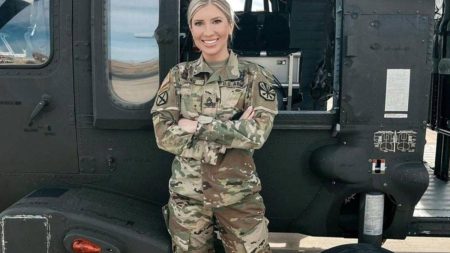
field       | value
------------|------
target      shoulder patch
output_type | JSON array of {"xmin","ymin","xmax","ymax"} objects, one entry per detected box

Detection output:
[
  {"xmin": 258, "ymin": 82, "xmax": 276, "ymax": 101},
  {"xmin": 156, "ymin": 91, "xmax": 169, "ymax": 106}
]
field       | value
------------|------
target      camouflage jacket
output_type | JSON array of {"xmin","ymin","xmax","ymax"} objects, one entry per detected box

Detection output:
[{"xmin": 151, "ymin": 51, "xmax": 278, "ymax": 207}]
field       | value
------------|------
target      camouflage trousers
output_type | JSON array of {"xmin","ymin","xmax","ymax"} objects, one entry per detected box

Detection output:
[{"xmin": 164, "ymin": 193, "xmax": 271, "ymax": 253}]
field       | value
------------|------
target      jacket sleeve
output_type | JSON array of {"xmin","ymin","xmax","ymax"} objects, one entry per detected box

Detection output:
[
  {"xmin": 194, "ymin": 65, "xmax": 278, "ymax": 150},
  {"xmin": 151, "ymin": 67, "xmax": 224, "ymax": 164},
  {"xmin": 151, "ymin": 68, "xmax": 194, "ymax": 156}
]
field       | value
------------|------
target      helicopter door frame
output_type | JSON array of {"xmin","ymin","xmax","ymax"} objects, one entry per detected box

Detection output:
[
  {"xmin": 429, "ymin": 0, "xmax": 450, "ymax": 181},
  {"xmin": 0, "ymin": 0, "xmax": 78, "ymax": 174},
  {"xmin": 91, "ymin": 0, "xmax": 179, "ymax": 129}
]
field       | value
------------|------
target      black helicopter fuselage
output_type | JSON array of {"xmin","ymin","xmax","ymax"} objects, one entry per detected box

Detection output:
[{"xmin": 0, "ymin": 0, "xmax": 449, "ymax": 252}]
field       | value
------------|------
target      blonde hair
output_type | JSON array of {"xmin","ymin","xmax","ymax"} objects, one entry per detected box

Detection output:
[{"xmin": 187, "ymin": 0, "xmax": 237, "ymax": 36}]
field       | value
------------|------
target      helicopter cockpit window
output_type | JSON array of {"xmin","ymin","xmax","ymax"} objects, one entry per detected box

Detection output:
[
  {"xmin": 235, "ymin": 0, "xmax": 335, "ymax": 112},
  {"xmin": 252, "ymin": 0, "xmax": 271, "ymax": 12},
  {"xmin": 0, "ymin": 0, "xmax": 50, "ymax": 66},
  {"xmin": 228, "ymin": 0, "xmax": 244, "ymax": 12},
  {"xmin": 107, "ymin": 0, "xmax": 160, "ymax": 105},
  {"xmin": 436, "ymin": 0, "xmax": 443, "ymax": 19},
  {"xmin": 228, "ymin": 0, "xmax": 272, "ymax": 12}
]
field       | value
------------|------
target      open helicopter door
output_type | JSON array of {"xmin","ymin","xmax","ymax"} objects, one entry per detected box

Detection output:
[
  {"xmin": 0, "ymin": 0, "xmax": 78, "ymax": 185},
  {"xmin": 91, "ymin": 0, "xmax": 179, "ymax": 129},
  {"xmin": 429, "ymin": 0, "xmax": 450, "ymax": 181},
  {"xmin": 408, "ymin": 0, "xmax": 450, "ymax": 238}
]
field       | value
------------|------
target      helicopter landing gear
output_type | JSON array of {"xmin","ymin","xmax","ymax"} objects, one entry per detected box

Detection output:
[
  {"xmin": 321, "ymin": 243, "xmax": 393, "ymax": 253},
  {"xmin": 358, "ymin": 192, "xmax": 385, "ymax": 246},
  {"xmin": 322, "ymin": 192, "xmax": 393, "ymax": 253}
]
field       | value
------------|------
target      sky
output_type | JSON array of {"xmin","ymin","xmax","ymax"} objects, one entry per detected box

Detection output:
[{"xmin": 109, "ymin": 0, "xmax": 159, "ymax": 62}]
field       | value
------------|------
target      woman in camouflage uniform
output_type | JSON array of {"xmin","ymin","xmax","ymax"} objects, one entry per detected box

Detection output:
[{"xmin": 152, "ymin": 0, "xmax": 278, "ymax": 252}]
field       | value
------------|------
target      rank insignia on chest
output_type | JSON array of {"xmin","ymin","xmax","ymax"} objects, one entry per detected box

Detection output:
[
  {"xmin": 258, "ymin": 82, "xmax": 276, "ymax": 101},
  {"xmin": 203, "ymin": 94, "xmax": 216, "ymax": 108},
  {"xmin": 156, "ymin": 91, "xmax": 168, "ymax": 106}
]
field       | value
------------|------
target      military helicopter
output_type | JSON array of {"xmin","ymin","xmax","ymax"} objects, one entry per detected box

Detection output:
[{"xmin": 0, "ymin": 0, "xmax": 448, "ymax": 252}]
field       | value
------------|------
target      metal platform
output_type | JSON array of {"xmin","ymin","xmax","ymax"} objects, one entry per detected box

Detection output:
[
  {"xmin": 407, "ymin": 130, "xmax": 450, "ymax": 237},
  {"xmin": 414, "ymin": 130, "xmax": 450, "ymax": 218},
  {"xmin": 413, "ymin": 168, "xmax": 450, "ymax": 218}
]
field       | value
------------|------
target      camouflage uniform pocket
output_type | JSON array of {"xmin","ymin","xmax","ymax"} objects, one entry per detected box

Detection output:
[
  {"xmin": 171, "ymin": 230, "xmax": 191, "ymax": 252},
  {"xmin": 167, "ymin": 202, "xmax": 192, "ymax": 252},
  {"xmin": 180, "ymin": 85, "xmax": 202, "ymax": 118},
  {"xmin": 220, "ymin": 87, "xmax": 245, "ymax": 109}
]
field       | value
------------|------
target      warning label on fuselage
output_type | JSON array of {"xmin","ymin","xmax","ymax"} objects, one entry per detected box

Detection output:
[
  {"xmin": 373, "ymin": 130, "xmax": 417, "ymax": 153},
  {"xmin": 385, "ymin": 69, "xmax": 410, "ymax": 113}
]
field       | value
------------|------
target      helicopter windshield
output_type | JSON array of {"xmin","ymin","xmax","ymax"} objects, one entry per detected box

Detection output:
[{"xmin": 0, "ymin": 0, "xmax": 50, "ymax": 65}]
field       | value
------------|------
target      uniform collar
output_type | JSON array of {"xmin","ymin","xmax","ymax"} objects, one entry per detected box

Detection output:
[{"xmin": 192, "ymin": 51, "xmax": 241, "ymax": 82}]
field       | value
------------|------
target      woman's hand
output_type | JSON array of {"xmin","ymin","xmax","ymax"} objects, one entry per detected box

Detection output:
[
  {"xmin": 240, "ymin": 106, "xmax": 255, "ymax": 120},
  {"xmin": 178, "ymin": 118, "xmax": 198, "ymax": 134}
]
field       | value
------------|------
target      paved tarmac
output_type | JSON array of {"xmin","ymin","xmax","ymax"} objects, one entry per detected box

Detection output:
[{"xmin": 269, "ymin": 233, "xmax": 450, "ymax": 253}]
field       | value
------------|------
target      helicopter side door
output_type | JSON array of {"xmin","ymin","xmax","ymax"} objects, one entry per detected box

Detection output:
[
  {"xmin": 0, "ymin": 0, "xmax": 77, "ymax": 185},
  {"xmin": 90, "ymin": 0, "xmax": 179, "ymax": 129}
]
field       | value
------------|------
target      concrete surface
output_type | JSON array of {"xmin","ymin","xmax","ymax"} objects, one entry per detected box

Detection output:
[{"xmin": 269, "ymin": 233, "xmax": 450, "ymax": 253}]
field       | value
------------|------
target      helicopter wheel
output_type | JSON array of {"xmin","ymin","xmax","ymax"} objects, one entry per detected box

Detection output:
[{"xmin": 321, "ymin": 243, "xmax": 393, "ymax": 253}]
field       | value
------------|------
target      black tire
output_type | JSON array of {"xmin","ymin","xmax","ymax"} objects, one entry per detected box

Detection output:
[{"xmin": 322, "ymin": 243, "xmax": 393, "ymax": 253}]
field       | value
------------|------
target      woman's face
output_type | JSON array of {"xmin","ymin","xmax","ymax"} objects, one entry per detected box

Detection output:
[{"xmin": 190, "ymin": 4, "xmax": 232, "ymax": 62}]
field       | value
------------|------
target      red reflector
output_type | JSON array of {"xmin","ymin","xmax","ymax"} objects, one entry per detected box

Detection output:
[{"xmin": 72, "ymin": 239, "xmax": 101, "ymax": 253}]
